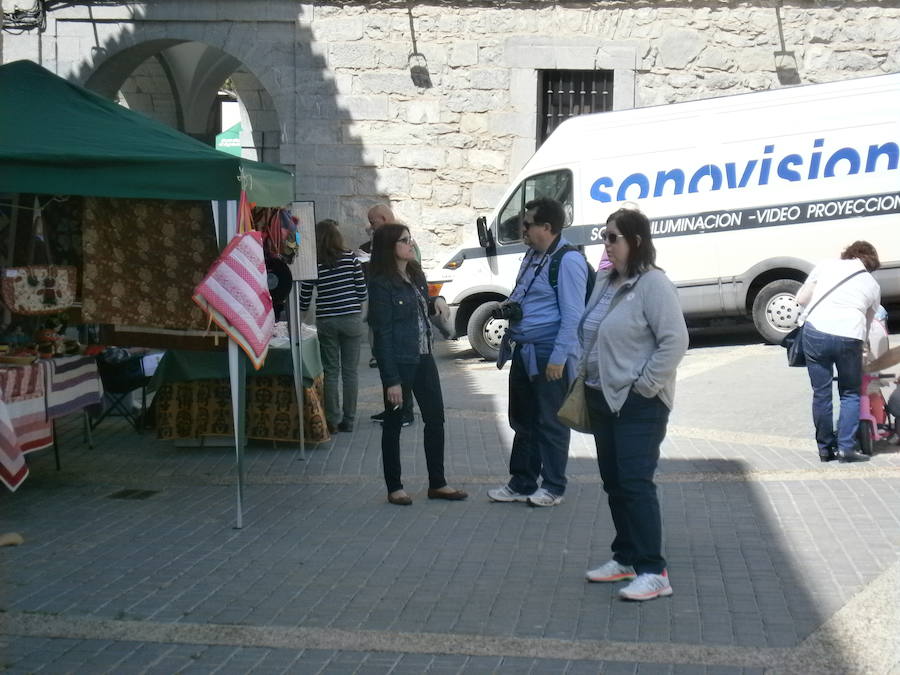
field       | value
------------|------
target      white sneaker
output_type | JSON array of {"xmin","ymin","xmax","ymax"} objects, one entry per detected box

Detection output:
[
  {"xmin": 585, "ymin": 560, "xmax": 637, "ymax": 583},
  {"xmin": 487, "ymin": 485, "xmax": 532, "ymax": 502},
  {"xmin": 526, "ymin": 487, "xmax": 564, "ymax": 507},
  {"xmin": 618, "ymin": 571, "xmax": 673, "ymax": 601}
]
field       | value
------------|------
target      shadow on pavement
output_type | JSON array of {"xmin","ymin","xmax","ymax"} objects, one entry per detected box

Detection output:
[{"xmin": 5, "ymin": 335, "xmax": 897, "ymax": 672}]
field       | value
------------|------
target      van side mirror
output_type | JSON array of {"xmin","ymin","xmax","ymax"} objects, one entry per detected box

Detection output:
[{"xmin": 476, "ymin": 216, "xmax": 495, "ymax": 249}]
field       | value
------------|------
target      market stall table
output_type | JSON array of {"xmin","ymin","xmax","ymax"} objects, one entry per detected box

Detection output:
[
  {"xmin": 0, "ymin": 355, "xmax": 103, "ymax": 491},
  {"xmin": 150, "ymin": 339, "xmax": 329, "ymax": 445}
]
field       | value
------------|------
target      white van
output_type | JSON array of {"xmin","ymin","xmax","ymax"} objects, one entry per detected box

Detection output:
[{"xmin": 429, "ymin": 73, "xmax": 900, "ymax": 360}]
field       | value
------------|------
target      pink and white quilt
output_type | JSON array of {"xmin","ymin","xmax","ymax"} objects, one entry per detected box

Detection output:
[
  {"xmin": 0, "ymin": 363, "xmax": 52, "ymax": 491},
  {"xmin": 192, "ymin": 229, "xmax": 274, "ymax": 370}
]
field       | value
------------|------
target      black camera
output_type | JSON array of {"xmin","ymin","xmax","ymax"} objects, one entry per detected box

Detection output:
[{"xmin": 491, "ymin": 301, "xmax": 523, "ymax": 321}]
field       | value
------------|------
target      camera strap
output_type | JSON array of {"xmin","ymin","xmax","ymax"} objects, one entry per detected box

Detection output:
[{"xmin": 512, "ymin": 235, "xmax": 562, "ymax": 302}]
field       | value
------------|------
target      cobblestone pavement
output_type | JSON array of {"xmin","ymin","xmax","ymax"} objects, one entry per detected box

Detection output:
[{"xmin": 2, "ymin": 333, "xmax": 899, "ymax": 674}]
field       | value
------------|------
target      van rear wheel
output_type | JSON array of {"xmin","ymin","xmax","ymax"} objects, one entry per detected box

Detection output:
[
  {"xmin": 467, "ymin": 301, "xmax": 505, "ymax": 361},
  {"xmin": 751, "ymin": 279, "xmax": 803, "ymax": 344}
]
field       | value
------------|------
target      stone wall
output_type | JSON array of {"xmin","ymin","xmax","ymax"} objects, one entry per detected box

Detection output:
[
  {"xmin": 301, "ymin": 1, "xmax": 899, "ymax": 265},
  {"xmin": 117, "ymin": 56, "xmax": 180, "ymax": 129},
  {"xmin": 2, "ymin": 1, "xmax": 898, "ymax": 267}
]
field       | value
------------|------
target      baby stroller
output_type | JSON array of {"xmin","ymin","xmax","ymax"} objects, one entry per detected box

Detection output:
[{"xmin": 859, "ymin": 306, "xmax": 899, "ymax": 455}]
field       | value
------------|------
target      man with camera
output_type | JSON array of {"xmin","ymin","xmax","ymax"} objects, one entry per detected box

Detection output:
[{"xmin": 488, "ymin": 198, "xmax": 589, "ymax": 507}]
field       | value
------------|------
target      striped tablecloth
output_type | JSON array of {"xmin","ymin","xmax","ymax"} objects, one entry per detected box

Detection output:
[
  {"xmin": 0, "ymin": 356, "xmax": 103, "ymax": 492},
  {"xmin": 44, "ymin": 355, "xmax": 104, "ymax": 419},
  {"xmin": 0, "ymin": 363, "xmax": 51, "ymax": 491}
]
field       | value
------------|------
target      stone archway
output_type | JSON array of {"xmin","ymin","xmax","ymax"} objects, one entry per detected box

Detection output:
[{"xmin": 79, "ymin": 41, "xmax": 281, "ymax": 164}]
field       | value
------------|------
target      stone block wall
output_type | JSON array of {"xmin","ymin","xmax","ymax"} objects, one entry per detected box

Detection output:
[
  {"xmin": 300, "ymin": 1, "xmax": 899, "ymax": 266},
  {"xmin": 117, "ymin": 56, "xmax": 180, "ymax": 129},
  {"xmin": 2, "ymin": 0, "xmax": 898, "ymax": 268}
]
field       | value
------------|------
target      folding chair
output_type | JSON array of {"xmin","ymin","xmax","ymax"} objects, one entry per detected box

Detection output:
[{"xmin": 91, "ymin": 354, "xmax": 152, "ymax": 432}]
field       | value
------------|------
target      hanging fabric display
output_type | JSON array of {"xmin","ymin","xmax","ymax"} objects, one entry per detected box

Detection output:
[
  {"xmin": 192, "ymin": 192, "xmax": 274, "ymax": 369},
  {"xmin": 81, "ymin": 197, "xmax": 219, "ymax": 330},
  {"xmin": 257, "ymin": 206, "xmax": 299, "ymax": 263}
]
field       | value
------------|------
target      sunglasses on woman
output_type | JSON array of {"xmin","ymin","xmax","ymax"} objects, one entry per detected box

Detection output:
[{"xmin": 601, "ymin": 231, "xmax": 622, "ymax": 244}]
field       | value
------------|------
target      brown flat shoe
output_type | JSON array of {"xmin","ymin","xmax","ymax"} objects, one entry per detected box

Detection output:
[
  {"xmin": 427, "ymin": 488, "xmax": 468, "ymax": 501},
  {"xmin": 387, "ymin": 491, "xmax": 412, "ymax": 506}
]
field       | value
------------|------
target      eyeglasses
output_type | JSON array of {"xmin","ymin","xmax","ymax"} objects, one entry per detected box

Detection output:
[
  {"xmin": 521, "ymin": 219, "xmax": 544, "ymax": 229},
  {"xmin": 601, "ymin": 231, "xmax": 622, "ymax": 244},
  {"xmin": 397, "ymin": 236, "xmax": 413, "ymax": 244}
]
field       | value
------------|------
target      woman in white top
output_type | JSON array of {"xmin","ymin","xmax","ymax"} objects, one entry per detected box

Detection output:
[{"xmin": 796, "ymin": 241, "xmax": 881, "ymax": 463}]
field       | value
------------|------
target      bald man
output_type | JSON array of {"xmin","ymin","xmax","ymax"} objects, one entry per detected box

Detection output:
[
  {"xmin": 368, "ymin": 204, "xmax": 394, "ymax": 229},
  {"xmin": 357, "ymin": 204, "xmax": 421, "ymax": 264}
]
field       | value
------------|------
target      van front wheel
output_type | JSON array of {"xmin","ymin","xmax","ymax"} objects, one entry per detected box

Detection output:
[
  {"xmin": 751, "ymin": 279, "xmax": 803, "ymax": 344},
  {"xmin": 467, "ymin": 301, "xmax": 506, "ymax": 361}
]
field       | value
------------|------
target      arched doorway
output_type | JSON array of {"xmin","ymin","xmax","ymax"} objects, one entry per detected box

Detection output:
[{"xmin": 81, "ymin": 41, "xmax": 281, "ymax": 164}]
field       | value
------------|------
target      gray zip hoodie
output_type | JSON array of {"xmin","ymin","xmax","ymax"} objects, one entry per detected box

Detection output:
[{"xmin": 579, "ymin": 267, "xmax": 688, "ymax": 413}]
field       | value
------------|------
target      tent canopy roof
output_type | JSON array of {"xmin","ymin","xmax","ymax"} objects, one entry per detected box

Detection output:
[{"xmin": 0, "ymin": 60, "xmax": 293, "ymax": 206}]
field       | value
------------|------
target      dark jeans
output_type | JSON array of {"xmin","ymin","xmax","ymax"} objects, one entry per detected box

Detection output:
[
  {"xmin": 587, "ymin": 386, "xmax": 669, "ymax": 575},
  {"xmin": 381, "ymin": 354, "xmax": 446, "ymax": 493},
  {"xmin": 802, "ymin": 323, "xmax": 863, "ymax": 456},
  {"xmin": 507, "ymin": 346, "xmax": 570, "ymax": 496}
]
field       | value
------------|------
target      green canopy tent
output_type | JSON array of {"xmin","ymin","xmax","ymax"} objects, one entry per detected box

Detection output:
[
  {"xmin": 0, "ymin": 60, "xmax": 292, "ymax": 206},
  {"xmin": 0, "ymin": 60, "xmax": 298, "ymax": 527}
]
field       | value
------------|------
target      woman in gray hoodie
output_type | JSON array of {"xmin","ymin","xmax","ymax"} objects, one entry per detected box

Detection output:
[{"xmin": 580, "ymin": 208, "xmax": 689, "ymax": 602}]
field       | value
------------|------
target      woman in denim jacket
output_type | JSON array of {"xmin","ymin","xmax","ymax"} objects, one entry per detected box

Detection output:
[
  {"xmin": 368, "ymin": 224, "xmax": 467, "ymax": 506},
  {"xmin": 580, "ymin": 208, "xmax": 688, "ymax": 602}
]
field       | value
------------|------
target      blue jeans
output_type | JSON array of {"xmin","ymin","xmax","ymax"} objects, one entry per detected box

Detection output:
[
  {"xmin": 587, "ymin": 386, "xmax": 669, "ymax": 575},
  {"xmin": 507, "ymin": 346, "xmax": 570, "ymax": 496},
  {"xmin": 381, "ymin": 355, "xmax": 446, "ymax": 493},
  {"xmin": 802, "ymin": 323, "xmax": 863, "ymax": 456}
]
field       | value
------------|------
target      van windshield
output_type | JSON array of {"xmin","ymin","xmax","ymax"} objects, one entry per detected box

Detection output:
[{"xmin": 496, "ymin": 169, "xmax": 573, "ymax": 244}]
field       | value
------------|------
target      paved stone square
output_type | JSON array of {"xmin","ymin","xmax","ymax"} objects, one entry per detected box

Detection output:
[{"xmin": 1, "ymin": 332, "xmax": 899, "ymax": 673}]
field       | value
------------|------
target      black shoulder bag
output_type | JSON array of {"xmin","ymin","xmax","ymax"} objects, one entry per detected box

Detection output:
[{"xmin": 782, "ymin": 269, "xmax": 865, "ymax": 367}]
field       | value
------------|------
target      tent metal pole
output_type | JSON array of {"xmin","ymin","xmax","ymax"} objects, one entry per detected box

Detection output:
[
  {"xmin": 289, "ymin": 282, "xmax": 306, "ymax": 461},
  {"xmin": 223, "ymin": 198, "xmax": 246, "ymax": 529},
  {"xmin": 2, "ymin": 195, "xmax": 19, "ymax": 327},
  {"xmin": 215, "ymin": 200, "xmax": 229, "ymax": 247},
  {"xmin": 228, "ymin": 341, "xmax": 246, "ymax": 529}
]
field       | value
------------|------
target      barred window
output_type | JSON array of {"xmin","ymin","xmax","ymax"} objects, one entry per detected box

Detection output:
[{"xmin": 538, "ymin": 70, "xmax": 613, "ymax": 146}]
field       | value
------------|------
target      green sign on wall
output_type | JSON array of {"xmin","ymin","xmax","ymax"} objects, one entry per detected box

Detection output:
[{"xmin": 215, "ymin": 123, "xmax": 242, "ymax": 157}]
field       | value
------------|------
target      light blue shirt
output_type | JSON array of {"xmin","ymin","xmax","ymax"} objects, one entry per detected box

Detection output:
[{"xmin": 503, "ymin": 236, "xmax": 588, "ymax": 378}]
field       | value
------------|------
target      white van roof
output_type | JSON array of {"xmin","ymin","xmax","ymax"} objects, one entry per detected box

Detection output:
[{"xmin": 533, "ymin": 72, "xmax": 900, "ymax": 168}]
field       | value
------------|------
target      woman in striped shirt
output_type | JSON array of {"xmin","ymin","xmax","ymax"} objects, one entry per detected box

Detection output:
[{"xmin": 299, "ymin": 220, "xmax": 368, "ymax": 433}]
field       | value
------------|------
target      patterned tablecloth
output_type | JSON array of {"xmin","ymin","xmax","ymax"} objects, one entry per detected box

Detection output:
[
  {"xmin": 154, "ymin": 375, "xmax": 329, "ymax": 445},
  {"xmin": 0, "ymin": 356, "xmax": 103, "ymax": 492},
  {"xmin": 151, "ymin": 342, "xmax": 329, "ymax": 445}
]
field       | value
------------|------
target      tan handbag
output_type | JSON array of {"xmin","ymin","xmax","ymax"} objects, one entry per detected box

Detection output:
[
  {"xmin": 2, "ymin": 265, "xmax": 77, "ymax": 315},
  {"xmin": 558, "ymin": 291, "xmax": 609, "ymax": 434},
  {"xmin": 557, "ymin": 371, "xmax": 591, "ymax": 433},
  {"xmin": 1, "ymin": 198, "xmax": 77, "ymax": 315}
]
